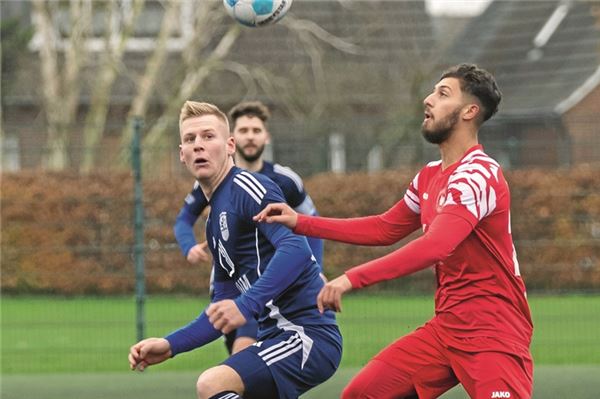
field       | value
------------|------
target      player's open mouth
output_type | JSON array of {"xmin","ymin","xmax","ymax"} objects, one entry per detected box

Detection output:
[
  {"xmin": 194, "ymin": 158, "xmax": 208, "ymax": 167},
  {"xmin": 423, "ymin": 111, "xmax": 432, "ymax": 123}
]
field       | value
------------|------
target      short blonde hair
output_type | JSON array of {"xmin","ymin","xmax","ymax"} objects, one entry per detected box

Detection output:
[{"xmin": 179, "ymin": 101, "xmax": 230, "ymax": 132}]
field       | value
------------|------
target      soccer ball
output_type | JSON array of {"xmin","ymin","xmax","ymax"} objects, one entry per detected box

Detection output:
[{"xmin": 223, "ymin": 0, "xmax": 293, "ymax": 27}]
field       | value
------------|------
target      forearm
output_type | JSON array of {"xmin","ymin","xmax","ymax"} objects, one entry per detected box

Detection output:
[
  {"xmin": 164, "ymin": 311, "xmax": 221, "ymax": 356},
  {"xmin": 294, "ymin": 200, "xmax": 421, "ymax": 246},
  {"xmin": 236, "ymin": 236, "xmax": 312, "ymax": 320},
  {"xmin": 174, "ymin": 209, "xmax": 199, "ymax": 257}
]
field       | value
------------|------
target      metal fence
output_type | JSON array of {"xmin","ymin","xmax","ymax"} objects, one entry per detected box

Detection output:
[{"xmin": 1, "ymin": 121, "xmax": 600, "ymax": 377}]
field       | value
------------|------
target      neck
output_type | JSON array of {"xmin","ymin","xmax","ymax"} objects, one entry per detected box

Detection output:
[
  {"xmin": 235, "ymin": 156, "xmax": 263, "ymax": 173},
  {"xmin": 199, "ymin": 158, "xmax": 235, "ymax": 199},
  {"xmin": 439, "ymin": 127, "xmax": 479, "ymax": 170}
]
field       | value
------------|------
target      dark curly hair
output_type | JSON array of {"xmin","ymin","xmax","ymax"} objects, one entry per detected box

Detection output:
[{"xmin": 440, "ymin": 63, "xmax": 502, "ymax": 124}]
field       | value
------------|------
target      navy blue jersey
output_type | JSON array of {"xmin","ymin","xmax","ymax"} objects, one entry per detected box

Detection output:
[
  {"xmin": 166, "ymin": 167, "xmax": 336, "ymax": 356},
  {"xmin": 259, "ymin": 162, "xmax": 316, "ymax": 215},
  {"xmin": 174, "ymin": 161, "xmax": 323, "ymax": 265}
]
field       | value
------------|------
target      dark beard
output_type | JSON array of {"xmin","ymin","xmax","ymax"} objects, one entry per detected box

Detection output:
[
  {"xmin": 236, "ymin": 144, "xmax": 265, "ymax": 163},
  {"xmin": 421, "ymin": 108, "xmax": 461, "ymax": 144}
]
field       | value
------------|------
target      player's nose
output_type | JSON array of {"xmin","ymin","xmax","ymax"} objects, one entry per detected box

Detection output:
[{"xmin": 423, "ymin": 93, "xmax": 434, "ymax": 108}]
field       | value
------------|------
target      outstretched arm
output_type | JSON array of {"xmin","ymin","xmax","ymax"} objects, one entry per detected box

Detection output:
[
  {"xmin": 317, "ymin": 212, "xmax": 474, "ymax": 312},
  {"xmin": 162, "ymin": 280, "xmax": 240, "ymax": 356},
  {"xmin": 255, "ymin": 199, "xmax": 421, "ymax": 246}
]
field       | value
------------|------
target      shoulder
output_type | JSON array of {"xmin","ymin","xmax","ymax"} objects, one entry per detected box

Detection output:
[
  {"xmin": 184, "ymin": 180, "xmax": 203, "ymax": 205},
  {"xmin": 231, "ymin": 169, "xmax": 281, "ymax": 206},
  {"xmin": 445, "ymin": 150, "xmax": 506, "ymax": 219},
  {"xmin": 451, "ymin": 149, "xmax": 503, "ymax": 187},
  {"xmin": 411, "ymin": 160, "xmax": 442, "ymax": 191},
  {"xmin": 270, "ymin": 163, "xmax": 305, "ymax": 193}
]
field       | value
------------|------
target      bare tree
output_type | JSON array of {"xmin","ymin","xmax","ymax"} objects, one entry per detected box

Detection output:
[
  {"xmin": 32, "ymin": 0, "xmax": 91, "ymax": 170},
  {"xmin": 80, "ymin": 0, "xmax": 144, "ymax": 173},
  {"xmin": 117, "ymin": 0, "xmax": 180, "ymax": 157},
  {"xmin": 29, "ymin": 0, "xmax": 359, "ymax": 173}
]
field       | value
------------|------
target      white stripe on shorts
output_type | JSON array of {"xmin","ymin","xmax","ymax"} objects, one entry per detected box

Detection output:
[{"xmin": 258, "ymin": 333, "xmax": 302, "ymax": 366}]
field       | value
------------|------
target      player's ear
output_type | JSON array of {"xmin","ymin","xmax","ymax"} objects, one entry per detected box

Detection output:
[
  {"xmin": 226, "ymin": 136, "xmax": 236, "ymax": 156},
  {"xmin": 462, "ymin": 103, "xmax": 480, "ymax": 122},
  {"xmin": 179, "ymin": 144, "xmax": 185, "ymax": 164}
]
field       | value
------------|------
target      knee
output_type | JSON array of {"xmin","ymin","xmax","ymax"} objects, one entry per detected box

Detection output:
[
  {"xmin": 195, "ymin": 366, "xmax": 243, "ymax": 399},
  {"xmin": 196, "ymin": 370, "xmax": 217, "ymax": 399}
]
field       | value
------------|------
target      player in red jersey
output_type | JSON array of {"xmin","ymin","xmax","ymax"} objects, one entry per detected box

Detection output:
[{"xmin": 255, "ymin": 64, "xmax": 534, "ymax": 399}]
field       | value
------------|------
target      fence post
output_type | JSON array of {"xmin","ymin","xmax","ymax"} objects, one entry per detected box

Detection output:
[
  {"xmin": 131, "ymin": 116, "xmax": 146, "ymax": 341},
  {"xmin": 329, "ymin": 133, "xmax": 346, "ymax": 173}
]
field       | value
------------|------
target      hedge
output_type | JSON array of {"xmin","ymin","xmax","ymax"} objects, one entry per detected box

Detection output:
[{"xmin": 1, "ymin": 166, "xmax": 598, "ymax": 295}]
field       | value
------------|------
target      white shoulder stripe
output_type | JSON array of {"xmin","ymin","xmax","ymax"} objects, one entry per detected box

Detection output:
[
  {"xmin": 446, "ymin": 163, "xmax": 498, "ymax": 220},
  {"xmin": 273, "ymin": 163, "xmax": 304, "ymax": 192},
  {"xmin": 235, "ymin": 174, "xmax": 265, "ymax": 199},
  {"xmin": 234, "ymin": 177, "xmax": 262, "ymax": 204},
  {"xmin": 240, "ymin": 171, "xmax": 267, "ymax": 194}
]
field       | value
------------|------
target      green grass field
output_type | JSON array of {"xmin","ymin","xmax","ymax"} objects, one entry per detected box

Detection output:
[{"xmin": 2, "ymin": 293, "xmax": 600, "ymax": 398}]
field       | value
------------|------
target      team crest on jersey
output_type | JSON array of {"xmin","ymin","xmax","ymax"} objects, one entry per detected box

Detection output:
[
  {"xmin": 219, "ymin": 211, "xmax": 229, "ymax": 241},
  {"xmin": 436, "ymin": 188, "xmax": 447, "ymax": 213}
]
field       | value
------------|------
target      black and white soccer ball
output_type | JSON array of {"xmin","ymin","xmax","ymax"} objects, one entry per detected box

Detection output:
[{"xmin": 223, "ymin": 0, "xmax": 293, "ymax": 27}]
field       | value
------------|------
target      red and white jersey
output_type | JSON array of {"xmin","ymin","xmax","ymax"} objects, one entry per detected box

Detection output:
[{"xmin": 404, "ymin": 145, "xmax": 532, "ymax": 353}]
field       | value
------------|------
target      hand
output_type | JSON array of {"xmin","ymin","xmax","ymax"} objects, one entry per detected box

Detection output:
[
  {"xmin": 317, "ymin": 274, "xmax": 353, "ymax": 313},
  {"xmin": 206, "ymin": 299, "xmax": 247, "ymax": 334},
  {"xmin": 128, "ymin": 338, "xmax": 172, "ymax": 372},
  {"xmin": 253, "ymin": 203, "xmax": 298, "ymax": 229},
  {"xmin": 187, "ymin": 241, "xmax": 211, "ymax": 264}
]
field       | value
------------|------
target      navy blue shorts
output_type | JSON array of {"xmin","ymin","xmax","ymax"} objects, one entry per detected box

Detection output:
[{"xmin": 222, "ymin": 324, "xmax": 342, "ymax": 399}]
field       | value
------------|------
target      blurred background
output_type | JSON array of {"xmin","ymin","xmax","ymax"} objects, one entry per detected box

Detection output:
[{"xmin": 1, "ymin": 1, "xmax": 599, "ymax": 398}]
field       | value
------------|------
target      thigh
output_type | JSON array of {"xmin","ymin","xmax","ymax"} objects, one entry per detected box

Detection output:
[
  {"xmin": 224, "ymin": 325, "xmax": 342, "ymax": 399},
  {"xmin": 450, "ymin": 349, "xmax": 534, "ymax": 399},
  {"xmin": 343, "ymin": 325, "xmax": 458, "ymax": 399}
]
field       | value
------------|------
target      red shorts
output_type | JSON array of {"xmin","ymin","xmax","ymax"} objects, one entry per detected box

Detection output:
[{"xmin": 342, "ymin": 323, "xmax": 533, "ymax": 399}]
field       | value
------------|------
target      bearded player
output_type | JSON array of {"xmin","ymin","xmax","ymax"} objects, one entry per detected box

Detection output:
[{"xmin": 256, "ymin": 64, "xmax": 534, "ymax": 399}]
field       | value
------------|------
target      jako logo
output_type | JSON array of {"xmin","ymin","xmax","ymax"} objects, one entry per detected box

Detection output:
[{"xmin": 491, "ymin": 392, "xmax": 511, "ymax": 398}]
